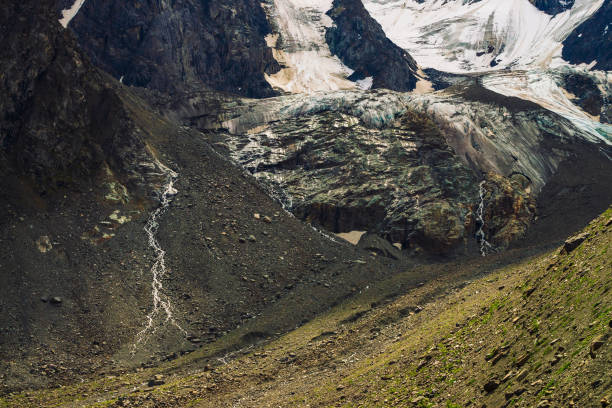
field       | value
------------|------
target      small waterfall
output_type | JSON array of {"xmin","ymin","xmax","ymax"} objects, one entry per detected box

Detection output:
[
  {"xmin": 475, "ymin": 180, "xmax": 495, "ymax": 257},
  {"xmin": 132, "ymin": 162, "xmax": 186, "ymax": 352}
]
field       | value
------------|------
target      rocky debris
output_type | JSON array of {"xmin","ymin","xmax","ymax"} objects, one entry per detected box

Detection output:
[
  {"xmin": 325, "ymin": 0, "xmax": 419, "ymax": 92},
  {"xmin": 357, "ymin": 233, "xmax": 400, "ymax": 260},
  {"xmin": 66, "ymin": 0, "xmax": 279, "ymax": 97},
  {"xmin": 35, "ymin": 236, "xmax": 53, "ymax": 253},
  {"xmin": 589, "ymin": 336, "xmax": 605, "ymax": 358},
  {"xmin": 562, "ymin": 232, "xmax": 590, "ymax": 254},
  {"xmin": 147, "ymin": 374, "xmax": 165, "ymax": 387},
  {"xmin": 50, "ymin": 297, "xmax": 63, "ymax": 305}
]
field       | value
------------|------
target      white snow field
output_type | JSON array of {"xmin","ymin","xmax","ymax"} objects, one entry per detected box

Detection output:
[{"xmin": 361, "ymin": 0, "xmax": 605, "ymax": 72}]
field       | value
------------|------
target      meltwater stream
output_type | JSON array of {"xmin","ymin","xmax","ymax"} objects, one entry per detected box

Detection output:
[
  {"xmin": 476, "ymin": 181, "xmax": 495, "ymax": 257},
  {"xmin": 132, "ymin": 162, "xmax": 186, "ymax": 353}
]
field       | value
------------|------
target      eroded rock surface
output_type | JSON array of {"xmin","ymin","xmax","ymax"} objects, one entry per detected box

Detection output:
[
  {"xmin": 216, "ymin": 86, "xmax": 589, "ymax": 255},
  {"xmin": 65, "ymin": 0, "xmax": 280, "ymax": 98}
]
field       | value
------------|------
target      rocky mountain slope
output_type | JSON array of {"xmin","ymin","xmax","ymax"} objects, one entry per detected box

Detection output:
[
  {"xmin": 0, "ymin": 0, "xmax": 415, "ymax": 393},
  {"xmin": 1, "ymin": 0, "xmax": 611, "ymax": 404},
  {"xmin": 562, "ymin": 0, "xmax": 612, "ymax": 71},
  {"xmin": 64, "ymin": 0, "xmax": 280, "ymax": 97},
  {"xmin": 325, "ymin": 0, "xmax": 420, "ymax": 91},
  {"xmin": 3, "ymin": 208, "xmax": 609, "ymax": 407}
]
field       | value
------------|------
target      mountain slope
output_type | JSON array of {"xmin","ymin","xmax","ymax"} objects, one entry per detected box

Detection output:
[
  {"xmin": 5, "ymin": 209, "xmax": 609, "ymax": 407},
  {"xmin": 0, "ymin": 0, "xmax": 418, "ymax": 393},
  {"xmin": 362, "ymin": 0, "xmax": 605, "ymax": 72},
  {"xmin": 562, "ymin": 0, "xmax": 612, "ymax": 70},
  {"xmin": 65, "ymin": 0, "xmax": 280, "ymax": 98},
  {"xmin": 325, "ymin": 0, "xmax": 420, "ymax": 91}
]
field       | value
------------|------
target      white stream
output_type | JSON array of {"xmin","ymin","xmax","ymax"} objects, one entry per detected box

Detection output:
[
  {"xmin": 475, "ymin": 181, "xmax": 495, "ymax": 257},
  {"xmin": 132, "ymin": 162, "xmax": 186, "ymax": 352}
]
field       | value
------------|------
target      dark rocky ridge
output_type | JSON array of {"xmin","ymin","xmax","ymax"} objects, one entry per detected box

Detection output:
[
  {"xmin": 0, "ymin": 0, "xmax": 162, "ymax": 197},
  {"xmin": 562, "ymin": 0, "xmax": 611, "ymax": 70},
  {"xmin": 530, "ymin": 0, "xmax": 575, "ymax": 15},
  {"xmin": 66, "ymin": 0, "xmax": 280, "ymax": 98},
  {"xmin": 561, "ymin": 72, "xmax": 608, "ymax": 122},
  {"xmin": 325, "ymin": 0, "xmax": 419, "ymax": 92}
]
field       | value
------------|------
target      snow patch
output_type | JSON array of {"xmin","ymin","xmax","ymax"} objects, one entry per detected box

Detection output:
[
  {"xmin": 262, "ymin": 0, "xmax": 358, "ymax": 93},
  {"xmin": 355, "ymin": 77, "xmax": 374, "ymax": 90},
  {"xmin": 59, "ymin": 0, "xmax": 87, "ymax": 28}
]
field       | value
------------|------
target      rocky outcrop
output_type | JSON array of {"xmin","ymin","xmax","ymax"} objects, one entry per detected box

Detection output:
[
  {"xmin": 1, "ymin": 0, "xmax": 158, "ymax": 195},
  {"xmin": 478, "ymin": 173, "xmax": 536, "ymax": 249},
  {"xmin": 215, "ymin": 88, "xmax": 574, "ymax": 256},
  {"xmin": 325, "ymin": 0, "xmax": 419, "ymax": 92},
  {"xmin": 560, "ymin": 71, "xmax": 608, "ymax": 122},
  {"xmin": 66, "ymin": 0, "xmax": 280, "ymax": 98},
  {"xmin": 530, "ymin": 0, "xmax": 575, "ymax": 15},
  {"xmin": 562, "ymin": 0, "xmax": 611, "ymax": 71},
  {"xmin": 214, "ymin": 83, "xmax": 612, "ymax": 256}
]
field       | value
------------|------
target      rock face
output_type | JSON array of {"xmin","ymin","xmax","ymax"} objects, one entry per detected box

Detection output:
[
  {"xmin": 561, "ymin": 72, "xmax": 606, "ymax": 120},
  {"xmin": 66, "ymin": 0, "xmax": 280, "ymax": 98},
  {"xmin": 216, "ymin": 85, "xmax": 589, "ymax": 255},
  {"xmin": 1, "ymin": 0, "xmax": 157, "ymax": 195},
  {"xmin": 325, "ymin": 0, "xmax": 419, "ymax": 92},
  {"xmin": 215, "ymin": 80, "xmax": 612, "ymax": 256},
  {"xmin": 530, "ymin": 0, "xmax": 575, "ymax": 15},
  {"xmin": 562, "ymin": 0, "xmax": 611, "ymax": 71}
]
